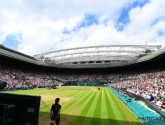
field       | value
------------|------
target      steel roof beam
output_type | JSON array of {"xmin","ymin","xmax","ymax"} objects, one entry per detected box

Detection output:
[{"xmin": 34, "ymin": 45, "xmax": 161, "ymax": 56}]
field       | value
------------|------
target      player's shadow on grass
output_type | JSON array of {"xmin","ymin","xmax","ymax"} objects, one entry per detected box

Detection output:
[{"xmin": 39, "ymin": 111, "xmax": 143, "ymax": 125}]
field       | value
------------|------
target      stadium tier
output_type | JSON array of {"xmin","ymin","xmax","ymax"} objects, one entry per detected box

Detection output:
[
  {"xmin": 0, "ymin": 44, "xmax": 165, "ymax": 125},
  {"xmin": 0, "ymin": 44, "xmax": 163, "ymax": 68}
]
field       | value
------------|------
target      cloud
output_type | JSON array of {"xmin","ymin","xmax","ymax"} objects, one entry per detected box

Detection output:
[
  {"xmin": 124, "ymin": 0, "xmax": 165, "ymax": 45},
  {"xmin": 0, "ymin": 0, "xmax": 165, "ymax": 55}
]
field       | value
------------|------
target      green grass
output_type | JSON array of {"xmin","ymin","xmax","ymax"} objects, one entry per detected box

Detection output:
[{"xmin": 8, "ymin": 87, "xmax": 143, "ymax": 125}]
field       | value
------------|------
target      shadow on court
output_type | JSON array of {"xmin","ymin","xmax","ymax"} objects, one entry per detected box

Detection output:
[{"xmin": 39, "ymin": 111, "xmax": 143, "ymax": 125}]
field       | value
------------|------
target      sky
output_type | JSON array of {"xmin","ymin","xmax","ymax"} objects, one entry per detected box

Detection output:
[{"xmin": 0, "ymin": 0, "xmax": 165, "ymax": 55}]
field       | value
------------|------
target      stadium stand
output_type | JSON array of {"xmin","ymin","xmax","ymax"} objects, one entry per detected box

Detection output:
[
  {"xmin": 110, "ymin": 68, "xmax": 165, "ymax": 116},
  {"xmin": 1, "ymin": 45, "xmax": 165, "ymax": 125},
  {"xmin": 109, "ymin": 86, "xmax": 165, "ymax": 125}
]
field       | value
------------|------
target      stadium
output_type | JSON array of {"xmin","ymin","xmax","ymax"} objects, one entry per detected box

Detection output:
[{"xmin": 0, "ymin": 44, "xmax": 165, "ymax": 125}]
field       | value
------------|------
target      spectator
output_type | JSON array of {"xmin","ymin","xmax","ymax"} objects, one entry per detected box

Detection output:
[{"xmin": 147, "ymin": 94, "xmax": 154, "ymax": 101}]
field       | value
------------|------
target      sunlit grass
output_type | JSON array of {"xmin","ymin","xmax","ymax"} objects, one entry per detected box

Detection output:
[{"xmin": 8, "ymin": 86, "xmax": 142, "ymax": 125}]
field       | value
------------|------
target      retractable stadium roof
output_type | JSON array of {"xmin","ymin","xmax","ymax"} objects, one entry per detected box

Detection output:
[{"xmin": 34, "ymin": 45, "xmax": 161, "ymax": 68}]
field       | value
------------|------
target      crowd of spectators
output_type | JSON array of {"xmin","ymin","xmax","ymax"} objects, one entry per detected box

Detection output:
[
  {"xmin": 1, "ymin": 59, "xmax": 165, "ymax": 114},
  {"xmin": 0, "ymin": 65, "xmax": 63, "ymax": 90},
  {"xmin": 0, "ymin": 63, "xmax": 135, "ymax": 90},
  {"xmin": 110, "ymin": 68, "xmax": 165, "ymax": 114}
]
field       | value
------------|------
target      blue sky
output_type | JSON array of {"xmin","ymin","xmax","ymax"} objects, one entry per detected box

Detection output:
[
  {"xmin": 3, "ymin": 35, "xmax": 19, "ymax": 50},
  {"xmin": 0, "ymin": 0, "xmax": 165, "ymax": 55},
  {"xmin": 80, "ymin": 14, "xmax": 98, "ymax": 28},
  {"xmin": 116, "ymin": 0, "xmax": 150, "ymax": 31}
]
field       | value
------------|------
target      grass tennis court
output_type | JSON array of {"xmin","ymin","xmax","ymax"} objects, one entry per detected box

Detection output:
[{"xmin": 8, "ymin": 86, "xmax": 143, "ymax": 125}]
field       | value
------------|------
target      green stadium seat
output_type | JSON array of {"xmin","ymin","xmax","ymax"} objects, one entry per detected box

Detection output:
[{"xmin": 108, "ymin": 86, "xmax": 164, "ymax": 125}]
